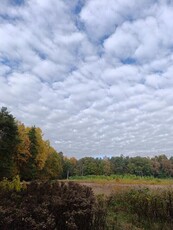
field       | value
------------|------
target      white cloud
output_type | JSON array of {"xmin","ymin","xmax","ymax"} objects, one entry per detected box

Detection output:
[
  {"xmin": 0, "ymin": 0, "xmax": 173, "ymax": 158},
  {"xmin": 80, "ymin": 0, "xmax": 156, "ymax": 41},
  {"xmin": 104, "ymin": 26, "xmax": 139, "ymax": 60}
]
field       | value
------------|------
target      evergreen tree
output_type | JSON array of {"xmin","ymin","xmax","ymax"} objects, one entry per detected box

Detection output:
[{"xmin": 0, "ymin": 107, "xmax": 19, "ymax": 179}]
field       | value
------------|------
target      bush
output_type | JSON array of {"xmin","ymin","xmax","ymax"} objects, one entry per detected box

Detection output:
[
  {"xmin": 0, "ymin": 181, "xmax": 106, "ymax": 230},
  {"xmin": 0, "ymin": 175, "xmax": 21, "ymax": 191}
]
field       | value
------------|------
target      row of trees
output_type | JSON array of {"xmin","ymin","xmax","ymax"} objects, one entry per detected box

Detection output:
[
  {"xmin": 1, "ymin": 107, "xmax": 173, "ymax": 180},
  {"xmin": 74, "ymin": 154, "xmax": 173, "ymax": 178}
]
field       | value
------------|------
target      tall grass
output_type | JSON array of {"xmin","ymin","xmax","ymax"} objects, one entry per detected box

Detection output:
[{"xmin": 106, "ymin": 188, "xmax": 173, "ymax": 229}]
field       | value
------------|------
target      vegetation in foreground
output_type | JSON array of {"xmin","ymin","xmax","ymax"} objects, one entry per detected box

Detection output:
[
  {"xmin": 1, "ymin": 178, "xmax": 173, "ymax": 229},
  {"xmin": 0, "ymin": 180, "xmax": 102, "ymax": 230},
  {"xmin": 106, "ymin": 187, "xmax": 173, "ymax": 230}
]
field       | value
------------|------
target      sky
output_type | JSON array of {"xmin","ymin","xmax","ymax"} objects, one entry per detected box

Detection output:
[{"xmin": 1, "ymin": 0, "xmax": 173, "ymax": 159}]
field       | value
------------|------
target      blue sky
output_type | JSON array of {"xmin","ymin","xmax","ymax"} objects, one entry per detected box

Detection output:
[{"xmin": 1, "ymin": 0, "xmax": 173, "ymax": 158}]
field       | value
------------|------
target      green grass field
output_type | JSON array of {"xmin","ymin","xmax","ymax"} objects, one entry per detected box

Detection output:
[{"xmin": 69, "ymin": 174, "xmax": 173, "ymax": 185}]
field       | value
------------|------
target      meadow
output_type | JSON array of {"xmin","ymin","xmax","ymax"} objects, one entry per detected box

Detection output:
[
  {"xmin": 68, "ymin": 175, "xmax": 173, "ymax": 195},
  {"xmin": 69, "ymin": 175, "xmax": 173, "ymax": 229},
  {"xmin": 1, "ymin": 176, "xmax": 173, "ymax": 229},
  {"xmin": 69, "ymin": 174, "xmax": 173, "ymax": 184}
]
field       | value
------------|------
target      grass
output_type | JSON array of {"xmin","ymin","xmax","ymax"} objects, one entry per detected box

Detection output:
[
  {"xmin": 68, "ymin": 174, "xmax": 173, "ymax": 185},
  {"xmin": 105, "ymin": 188, "xmax": 173, "ymax": 229}
]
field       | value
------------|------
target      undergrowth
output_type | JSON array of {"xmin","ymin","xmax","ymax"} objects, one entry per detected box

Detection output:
[{"xmin": 1, "ymin": 178, "xmax": 173, "ymax": 229}]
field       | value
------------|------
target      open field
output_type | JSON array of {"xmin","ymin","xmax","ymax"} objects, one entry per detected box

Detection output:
[
  {"xmin": 66, "ymin": 176, "xmax": 173, "ymax": 228},
  {"xmin": 77, "ymin": 182, "xmax": 173, "ymax": 195},
  {"xmin": 68, "ymin": 175, "xmax": 173, "ymax": 195}
]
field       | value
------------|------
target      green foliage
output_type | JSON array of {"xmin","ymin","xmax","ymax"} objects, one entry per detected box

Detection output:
[
  {"xmin": 77, "ymin": 157, "xmax": 101, "ymax": 176},
  {"xmin": 41, "ymin": 152, "xmax": 63, "ymax": 179},
  {"xmin": 75, "ymin": 155, "xmax": 173, "ymax": 179},
  {"xmin": 62, "ymin": 157, "xmax": 76, "ymax": 179},
  {"xmin": 0, "ymin": 107, "xmax": 19, "ymax": 179},
  {"xmin": 0, "ymin": 175, "xmax": 21, "ymax": 192}
]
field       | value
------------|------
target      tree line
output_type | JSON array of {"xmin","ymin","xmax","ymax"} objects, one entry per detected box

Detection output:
[
  {"xmin": 1, "ymin": 107, "xmax": 173, "ymax": 181},
  {"xmin": 0, "ymin": 107, "xmax": 63, "ymax": 180},
  {"xmin": 74, "ymin": 154, "xmax": 173, "ymax": 178}
]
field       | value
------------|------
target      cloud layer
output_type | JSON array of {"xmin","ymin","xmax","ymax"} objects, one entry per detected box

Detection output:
[{"xmin": 1, "ymin": 0, "xmax": 173, "ymax": 158}]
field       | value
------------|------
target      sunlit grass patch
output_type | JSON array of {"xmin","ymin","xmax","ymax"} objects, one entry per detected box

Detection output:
[{"xmin": 69, "ymin": 174, "xmax": 173, "ymax": 185}]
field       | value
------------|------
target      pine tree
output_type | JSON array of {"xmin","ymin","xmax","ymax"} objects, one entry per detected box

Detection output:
[{"xmin": 0, "ymin": 107, "xmax": 19, "ymax": 179}]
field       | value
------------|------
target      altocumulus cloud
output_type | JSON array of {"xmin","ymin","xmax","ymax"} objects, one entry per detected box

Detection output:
[{"xmin": 0, "ymin": 0, "xmax": 173, "ymax": 158}]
